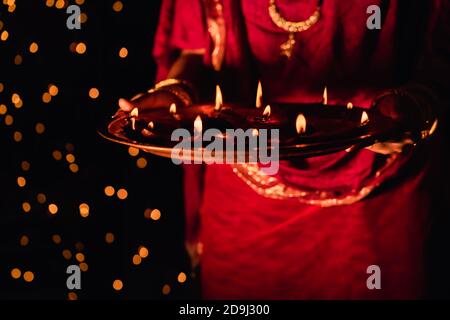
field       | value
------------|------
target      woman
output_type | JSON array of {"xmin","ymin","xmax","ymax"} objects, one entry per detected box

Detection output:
[{"xmin": 119, "ymin": 0, "xmax": 449, "ymax": 299}]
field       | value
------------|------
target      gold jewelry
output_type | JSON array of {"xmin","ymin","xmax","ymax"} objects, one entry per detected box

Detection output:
[
  {"xmin": 148, "ymin": 78, "xmax": 196, "ymax": 106},
  {"xmin": 268, "ymin": 0, "xmax": 322, "ymax": 59}
]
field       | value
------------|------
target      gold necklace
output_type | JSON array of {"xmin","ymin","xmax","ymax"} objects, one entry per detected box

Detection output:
[{"xmin": 268, "ymin": 0, "xmax": 322, "ymax": 58}]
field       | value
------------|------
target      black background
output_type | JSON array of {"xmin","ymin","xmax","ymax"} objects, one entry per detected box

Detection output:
[{"xmin": 0, "ymin": 0, "xmax": 198, "ymax": 299}]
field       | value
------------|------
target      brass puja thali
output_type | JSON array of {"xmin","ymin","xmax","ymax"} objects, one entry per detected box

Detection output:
[{"xmin": 98, "ymin": 86, "xmax": 411, "ymax": 162}]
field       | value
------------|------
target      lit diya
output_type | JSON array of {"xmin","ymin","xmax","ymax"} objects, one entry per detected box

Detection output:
[{"xmin": 99, "ymin": 83, "xmax": 408, "ymax": 160}]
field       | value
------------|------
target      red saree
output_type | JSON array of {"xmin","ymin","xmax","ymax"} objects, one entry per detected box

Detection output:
[{"xmin": 153, "ymin": 0, "xmax": 450, "ymax": 299}]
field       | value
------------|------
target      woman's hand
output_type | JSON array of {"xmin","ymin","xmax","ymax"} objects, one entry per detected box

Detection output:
[{"xmin": 366, "ymin": 91, "xmax": 424, "ymax": 155}]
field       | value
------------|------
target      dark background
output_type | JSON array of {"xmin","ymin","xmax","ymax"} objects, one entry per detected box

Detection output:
[{"xmin": 0, "ymin": 0, "xmax": 198, "ymax": 299}]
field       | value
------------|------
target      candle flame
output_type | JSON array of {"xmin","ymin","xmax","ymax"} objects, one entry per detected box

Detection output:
[
  {"xmin": 361, "ymin": 111, "xmax": 369, "ymax": 125},
  {"xmin": 194, "ymin": 115, "xmax": 203, "ymax": 133},
  {"xmin": 130, "ymin": 108, "xmax": 138, "ymax": 130},
  {"xmin": 347, "ymin": 102, "xmax": 353, "ymax": 110},
  {"xmin": 323, "ymin": 86, "xmax": 328, "ymax": 105},
  {"xmin": 296, "ymin": 113, "xmax": 307, "ymax": 134},
  {"xmin": 252, "ymin": 129, "xmax": 259, "ymax": 137},
  {"xmin": 130, "ymin": 107, "xmax": 139, "ymax": 117},
  {"xmin": 429, "ymin": 119, "xmax": 438, "ymax": 136},
  {"xmin": 263, "ymin": 105, "xmax": 271, "ymax": 117},
  {"xmin": 148, "ymin": 121, "xmax": 154, "ymax": 129},
  {"xmin": 256, "ymin": 81, "xmax": 263, "ymax": 108},
  {"xmin": 215, "ymin": 85, "xmax": 223, "ymax": 111},
  {"xmin": 169, "ymin": 103, "xmax": 177, "ymax": 114}
]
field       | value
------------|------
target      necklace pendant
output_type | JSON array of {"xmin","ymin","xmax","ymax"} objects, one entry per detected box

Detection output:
[{"xmin": 280, "ymin": 33, "xmax": 296, "ymax": 59}]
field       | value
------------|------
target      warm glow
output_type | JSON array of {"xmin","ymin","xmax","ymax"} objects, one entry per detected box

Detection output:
[
  {"xmin": 48, "ymin": 204, "xmax": 58, "ymax": 215},
  {"xmin": 69, "ymin": 163, "xmax": 79, "ymax": 173},
  {"xmin": 323, "ymin": 86, "xmax": 328, "ymax": 105},
  {"xmin": 80, "ymin": 262, "xmax": 89, "ymax": 271},
  {"xmin": 215, "ymin": 85, "xmax": 223, "ymax": 111},
  {"xmin": 162, "ymin": 284, "xmax": 171, "ymax": 295},
  {"xmin": 150, "ymin": 209, "xmax": 161, "ymax": 221},
  {"xmin": 79, "ymin": 203, "xmax": 90, "ymax": 218},
  {"xmin": 68, "ymin": 292, "xmax": 78, "ymax": 300},
  {"xmin": 66, "ymin": 154, "xmax": 75, "ymax": 163},
  {"xmin": 347, "ymin": 102, "xmax": 353, "ymax": 109},
  {"xmin": 113, "ymin": 279, "xmax": 123, "ymax": 291},
  {"xmin": 75, "ymin": 42, "xmax": 87, "ymax": 54},
  {"xmin": 1, "ymin": 30, "xmax": 9, "ymax": 41},
  {"xmin": 169, "ymin": 103, "xmax": 177, "ymax": 114},
  {"xmin": 104, "ymin": 186, "xmax": 115, "ymax": 197},
  {"xmin": 13, "ymin": 131, "xmax": 22, "ymax": 142},
  {"xmin": 132, "ymin": 254, "xmax": 142, "ymax": 265},
  {"xmin": 5, "ymin": 115, "xmax": 14, "ymax": 126},
  {"xmin": 128, "ymin": 146, "xmax": 139, "ymax": 157},
  {"xmin": 112, "ymin": 1, "xmax": 123, "ymax": 12},
  {"xmin": 117, "ymin": 188, "xmax": 128, "ymax": 200},
  {"xmin": 89, "ymin": 88, "xmax": 99, "ymax": 99},
  {"xmin": 263, "ymin": 105, "xmax": 271, "ymax": 117},
  {"xmin": 49, "ymin": 84, "xmax": 59, "ymax": 96},
  {"xmin": 22, "ymin": 202, "xmax": 31, "ymax": 213},
  {"xmin": 105, "ymin": 232, "xmax": 115, "ymax": 244},
  {"xmin": 429, "ymin": 119, "xmax": 438, "ymax": 136},
  {"xmin": 0, "ymin": 104, "xmax": 6, "ymax": 114},
  {"xmin": 75, "ymin": 253, "xmax": 85, "ymax": 263},
  {"xmin": 20, "ymin": 161, "xmax": 30, "ymax": 171},
  {"xmin": 17, "ymin": 176, "xmax": 26, "ymax": 187},
  {"xmin": 130, "ymin": 107, "xmax": 139, "ymax": 117},
  {"xmin": 20, "ymin": 235, "xmax": 29, "ymax": 246},
  {"xmin": 14, "ymin": 54, "xmax": 22, "ymax": 65},
  {"xmin": 138, "ymin": 246, "xmax": 149, "ymax": 258},
  {"xmin": 29, "ymin": 42, "xmax": 39, "ymax": 53},
  {"xmin": 256, "ymin": 81, "xmax": 263, "ymax": 108},
  {"xmin": 23, "ymin": 271, "xmax": 34, "ymax": 282},
  {"xmin": 37, "ymin": 193, "xmax": 47, "ymax": 204},
  {"xmin": 148, "ymin": 121, "xmax": 154, "ymax": 129},
  {"xmin": 252, "ymin": 129, "xmax": 259, "ymax": 137},
  {"xmin": 62, "ymin": 249, "xmax": 72, "ymax": 260},
  {"xmin": 361, "ymin": 111, "xmax": 369, "ymax": 125},
  {"xmin": 296, "ymin": 113, "xmax": 307, "ymax": 134},
  {"xmin": 119, "ymin": 47, "xmax": 128, "ymax": 58},
  {"xmin": 52, "ymin": 234, "xmax": 62, "ymax": 244},
  {"xmin": 52, "ymin": 150, "xmax": 63, "ymax": 160},
  {"xmin": 35, "ymin": 123, "xmax": 45, "ymax": 134},
  {"xmin": 194, "ymin": 115, "xmax": 203, "ymax": 133},
  {"xmin": 136, "ymin": 157, "xmax": 147, "ymax": 169},
  {"xmin": 177, "ymin": 272, "xmax": 187, "ymax": 283},
  {"xmin": 42, "ymin": 92, "xmax": 52, "ymax": 103},
  {"xmin": 11, "ymin": 268, "xmax": 21, "ymax": 279}
]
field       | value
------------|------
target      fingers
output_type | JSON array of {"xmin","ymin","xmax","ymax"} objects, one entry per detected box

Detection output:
[
  {"xmin": 118, "ymin": 98, "xmax": 135, "ymax": 112},
  {"xmin": 365, "ymin": 138, "xmax": 415, "ymax": 155}
]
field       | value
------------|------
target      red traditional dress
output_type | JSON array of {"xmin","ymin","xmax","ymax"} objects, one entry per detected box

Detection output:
[{"xmin": 153, "ymin": 0, "xmax": 450, "ymax": 299}]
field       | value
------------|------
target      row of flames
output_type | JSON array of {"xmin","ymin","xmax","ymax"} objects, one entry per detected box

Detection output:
[{"xmin": 130, "ymin": 82, "xmax": 369, "ymax": 135}]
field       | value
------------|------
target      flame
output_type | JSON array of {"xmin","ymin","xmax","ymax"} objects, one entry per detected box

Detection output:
[
  {"xmin": 169, "ymin": 103, "xmax": 177, "ymax": 114},
  {"xmin": 263, "ymin": 105, "xmax": 271, "ymax": 117},
  {"xmin": 130, "ymin": 107, "xmax": 138, "ymax": 130},
  {"xmin": 194, "ymin": 115, "xmax": 203, "ymax": 133},
  {"xmin": 323, "ymin": 86, "xmax": 328, "ymax": 105},
  {"xmin": 429, "ymin": 119, "xmax": 438, "ymax": 136},
  {"xmin": 296, "ymin": 113, "xmax": 307, "ymax": 134},
  {"xmin": 347, "ymin": 102, "xmax": 353, "ymax": 110},
  {"xmin": 256, "ymin": 81, "xmax": 263, "ymax": 108},
  {"xmin": 148, "ymin": 121, "xmax": 154, "ymax": 129},
  {"xmin": 361, "ymin": 111, "xmax": 369, "ymax": 125},
  {"xmin": 130, "ymin": 107, "xmax": 139, "ymax": 117},
  {"xmin": 252, "ymin": 129, "xmax": 259, "ymax": 137},
  {"xmin": 215, "ymin": 85, "xmax": 223, "ymax": 111}
]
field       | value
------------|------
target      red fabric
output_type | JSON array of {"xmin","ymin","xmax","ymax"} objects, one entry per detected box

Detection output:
[{"xmin": 153, "ymin": 0, "xmax": 449, "ymax": 299}]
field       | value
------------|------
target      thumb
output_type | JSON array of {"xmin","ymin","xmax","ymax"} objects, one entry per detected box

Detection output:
[{"xmin": 118, "ymin": 98, "xmax": 135, "ymax": 112}]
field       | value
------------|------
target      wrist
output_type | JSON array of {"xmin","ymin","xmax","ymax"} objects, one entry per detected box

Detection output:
[{"xmin": 149, "ymin": 78, "xmax": 197, "ymax": 106}]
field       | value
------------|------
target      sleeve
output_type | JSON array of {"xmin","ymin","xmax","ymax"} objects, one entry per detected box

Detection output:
[{"xmin": 152, "ymin": 0, "xmax": 208, "ymax": 81}]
